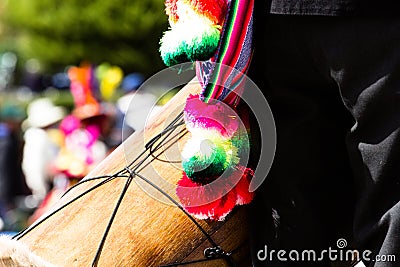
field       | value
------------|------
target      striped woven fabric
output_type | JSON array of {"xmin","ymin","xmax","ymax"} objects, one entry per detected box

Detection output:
[{"xmin": 196, "ymin": 0, "xmax": 254, "ymax": 107}]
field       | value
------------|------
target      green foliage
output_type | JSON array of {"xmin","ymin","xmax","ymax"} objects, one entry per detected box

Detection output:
[{"xmin": 3, "ymin": 0, "xmax": 168, "ymax": 74}]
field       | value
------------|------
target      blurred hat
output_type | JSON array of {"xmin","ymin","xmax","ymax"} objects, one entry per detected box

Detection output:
[{"xmin": 23, "ymin": 98, "xmax": 66, "ymax": 129}]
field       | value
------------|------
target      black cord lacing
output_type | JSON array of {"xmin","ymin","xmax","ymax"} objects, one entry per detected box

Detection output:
[{"xmin": 13, "ymin": 112, "xmax": 239, "ymax": 267}]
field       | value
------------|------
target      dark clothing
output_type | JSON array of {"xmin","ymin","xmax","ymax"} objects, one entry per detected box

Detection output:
[
  {"xmin": 249, "ymin": 12, "xmax": 400, "ymax": 267},
  {"xmin": 0, "ymin": 124, "xmax": 28, "ymax": 206},
  {"xmin": 269, "ymin": 0, "xmax": 398, "ymax": 16},
  {"xmin": 270, "ymin": 0, "xmax": 357, "ymax": 16}
]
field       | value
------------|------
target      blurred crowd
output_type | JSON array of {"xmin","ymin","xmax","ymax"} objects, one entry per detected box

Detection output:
[{"xmin": 0, "ymin": 55, "xmax": 172, "ymax": 234}]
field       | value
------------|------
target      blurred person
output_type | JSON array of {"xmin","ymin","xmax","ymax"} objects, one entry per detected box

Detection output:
[
  {"xmin": 54, "ymin": 63, "xmax": 110, "ymax": 179},
  {"xmin": 0, "ymin": 104, "xmax": 29, "ymax": 230},
  {"xmin": 21, "ymin": 98, "xmax": 66, "ymax": 203},
  {"xmin": 30, "ymin": 112, "xmax": 109, "ymax": 224},
  {"xmin": 29, "ymin": 65, "xmax": 112, "ymax": 223}
]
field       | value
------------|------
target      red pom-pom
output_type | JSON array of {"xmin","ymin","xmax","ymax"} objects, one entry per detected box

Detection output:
[
  {"xmin": 166, "ymin": 0, "xmax": 179, "ymax": 23},
  {"xmin": 166, "ymin": 0, "xmax": 228, "ymax": 26},
  {"xmin": 176, "ymin": 165, "xmax": 255, "ymax": 221},
  {"xmin": 176, "ymin": 172, "xmax": 236, "ymax": 220},
  {"xmin": 233, "ymin": 166, "xmax": 254, "ymax": 205},
  {"xmin": 187, "ymin": 0, "xmax": 228, "ymax": 25}
]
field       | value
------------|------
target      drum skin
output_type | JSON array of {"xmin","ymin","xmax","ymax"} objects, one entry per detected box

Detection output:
[{"xmin": 19, "ymin": 79, "xmax": 251, "ymax": 267}]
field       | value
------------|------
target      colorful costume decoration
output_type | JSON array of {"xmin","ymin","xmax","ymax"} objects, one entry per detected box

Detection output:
[
  {"xmin": 55, "ymin": 63, "xmax": 117, "ymax": 178},
  {"xmin": 68, "ymin": 62, "xmax": 123, "ymax": 119},
  {"xmin": 160, "ymin": 0, "xmax": 228, "ymax": 66},
  {"xmin": 160, "ymin": 0, "xmax": 255, "ymax": 220},
  {"xmin": 55, "ymin": 115, "xmax": 106, "ymax": 178},
  {"xmin": 68, "ymin": 63, "xmax": 101, "ymax": 119},
  {"xmin": 30, "ymin": 63, "xmax": 115, "ymax": 223}
]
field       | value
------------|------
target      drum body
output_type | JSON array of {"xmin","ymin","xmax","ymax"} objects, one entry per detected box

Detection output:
[{"xmin": 19, "ymin": 80, "xmax": 251, "ymax": 267}]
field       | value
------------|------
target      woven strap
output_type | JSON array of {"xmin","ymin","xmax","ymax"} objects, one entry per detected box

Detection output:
[{"xmin": 197, "ymin": 0, "xmax": 254, "ymax": 107}]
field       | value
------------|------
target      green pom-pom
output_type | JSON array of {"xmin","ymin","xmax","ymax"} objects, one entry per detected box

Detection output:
[
  {"xmin": 184, "ymin": 25, "xmax": 220, "ymax": 61},
  {"xmin": 160, "ymin": 30, "xmax": 189, "ymax": 66},
  {"xmin": 182, "ymin": 135, "xmax": 239, "ymax": 184},
  {"xmin": 231, "ymin": 128, "xmax": 251, "ymax": 162},
  {"xmin": 159, "ymin": 23, "xmax": 220, "ymax": 66}
]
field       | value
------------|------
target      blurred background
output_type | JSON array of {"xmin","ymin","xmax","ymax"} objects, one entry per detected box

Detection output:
[{"xmin": 0, "ymin": 0, "xmax": 182, "ymax": 235}]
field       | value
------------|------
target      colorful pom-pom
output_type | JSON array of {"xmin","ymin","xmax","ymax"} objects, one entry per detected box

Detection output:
[
  {"xmin": 181, "ymin": 131, "xmax": 239, "ymax": 183},
  {"xmin": 176, "ymin": 166, "xmax": 254, "ymax": 221},
  {"xmin": 165, "ymin": 0, "xmax": 179, "ymax": 23},
  {"xmin": 163, "ymin": 0, "xmax": 256, "ymax": 221},
  {"xmin": 233, "ymin": 166, "xmax": 254, "ymax": 205},
  {"xmin": 160, "ymin": 0, "xmax": 226, "ymax": 66},
  {"xmin": 184, "ymin": 24, "xmax": 221, "ymax": 61},
  {"xmin": 160, "ymin": 22, "xmax": 220, "ymax": 66},
  {"xmin": 184, "ymin": 94, "xmax": 239, "ymax": 137},
  {"xmin": 167, "ymin": 0, "xmax": 227, "ymax": 26},
  {"xmin": 184, "ymin": 0, "xmax": 228, "ymax": 25},
  {"xmin": 176, "ymin": 94, "xmax": 254, "ymax": 221},
  {"xmin": 160, "ymin": 29, "xmax": 190, "ymax": 67}
]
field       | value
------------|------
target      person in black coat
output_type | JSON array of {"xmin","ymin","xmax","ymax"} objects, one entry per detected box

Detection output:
[{"xmin": 249, "ymin": 1, "xmax": 400, "ymax": 266}]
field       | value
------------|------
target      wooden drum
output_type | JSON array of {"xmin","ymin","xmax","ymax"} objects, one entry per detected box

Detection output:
[{"xmin": 16, "ymin": 79, "xmax": 251, "ymax": 267}]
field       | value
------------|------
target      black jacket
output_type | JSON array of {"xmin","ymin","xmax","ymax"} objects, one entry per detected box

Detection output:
[{"xmin": 268, "ymin": 0, "xmax": 398, "ymax": 16}]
